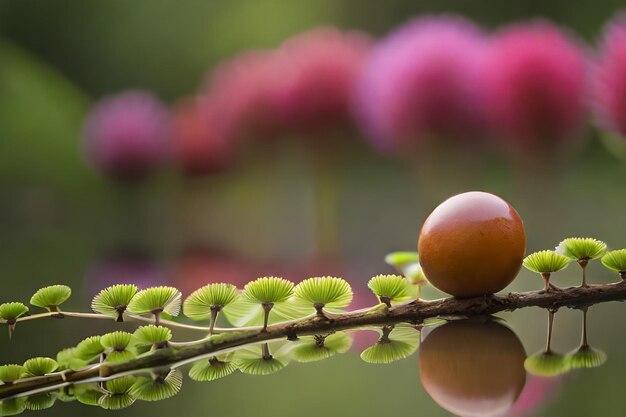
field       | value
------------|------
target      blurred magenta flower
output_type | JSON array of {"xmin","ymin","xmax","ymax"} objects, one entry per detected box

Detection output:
[
  {"xmin": 508, "ymin": 375, "xmax": 562, "ymax": 416},
  {"xmin": 594, "ymin": 13, "xmax": 626, "ymax": 137},
  {"xmin": 82, "ymin": 91, "xmax": 172, "ymax": 180},
  {"xmin": 356, "ymin": 16, "xmax": 488, "ymax": 152},
  {"xmin": 172, "ymin": 97, "xmax": 235, "ymax": 176},
  {"xmin": 483, "ymin": 21, "xmax": 588, "ymax": 149},
  {"xmin": 275, "ymin": 27, "xmax": 371, "ymax": 135},
  {"xmin": 205, "ymin": 51, "xmax": 288, "ymax": 142}
]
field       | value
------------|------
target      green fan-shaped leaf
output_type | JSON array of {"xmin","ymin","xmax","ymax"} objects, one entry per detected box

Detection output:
[
  {"xmin": 367, "ymin": 275, "xmax": 413, "ymax": 303},
  {"xmin": 91, "ymin": 284, "xmax": 138, "ymax": 321},
  {"xmin": 601, "ymin": 249, "xmax": 626, "ymax": 273},
  {"xmin": 188, "ymin": 357, "xmax": 238, "ymax": 382},
  {"xmin": 0, "ymin": 398, "xmax": 27, "ymax": 416},
  {"xmin": 75, "ymin": 336, "xmax": 105, "ymax": 362},
  {"xmin": 223, "ymin": 293, "xmax": 307, "ymax": 327},
  {"xmin": 233, "ymin": 345, "xmax": 289, "ymax": 375},
  {"xmin": 385, "ymin": 252, "xmax": 428, "ymax": 285},
  {"xmin": 0, "ymin": 302, "xmax": 29, "ymax": 321},
  {"xmin": 23, "ymin": 357, "xmax": 58, "ymax": 376},
  {"xmin": 130, "ymin": 369, "xmax": 182, "ymax": 401},
  {"xmin": 289, "ymin": 332, "xmax": 352, "ymax": 363},
  {"xmin": 56, "ymin": 348, "xmax": 86, "ymax": 371},
  {"xmin": 523, "ymin": 250, "xmax": 571, "ymax": 273},
  {"xmin": 524, "ymin": 351, "xmax": 571, "ymax": 376},
  {"xmin": 242, "ymin": 277, "xmax": 294, "ymax": 304},
  {"xmin": 360, "ymin": 326, "xmax": 421, "ymax": 364},
  {"xmin": 29, "ymin": 285, "xmax": 72, "ymax": 312},
  {"xmin": 101, "ymin": 331, "xmax": 133, "ymax": 351},
  {"xmin": 293, "ymin": 277, "xmax": 353, "ymax": 309},
  {"xmin": 25, "ymin": 393, "xmax": 56, "ymax": 411},
  {"xmin": 127, "ymin": 286, "xmax": 181, "ymax": 316},
  {"xmin": 105, "ymin": 350, "xmax": 136, "ymax": 363},
  {"xmin": 132, "ymin": 325, "xmax": 172, "ymax": 348},
  {"xmin": 567, "ymin": 346, "xmax": 607, "ymax": 369},
  {"xmin": 183, "ymin": 283, "xmax": 239, "ymax": 320},
  {"xmin": 385, "ymin": 251, "xmax": 420, "ymax": 267},
  {"xmin": 0, "ymin": 365, "xmax": 26, "ymax": 383},
  {"xmin": 74, "ymin": 384, "xmax": 104, "ymax": 406},
  {"xmin": 556, "ymin": 238, "xmax": 607, "ymax": 261}
]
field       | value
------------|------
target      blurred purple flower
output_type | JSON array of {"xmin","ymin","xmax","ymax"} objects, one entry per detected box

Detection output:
[
  {"xmin": 82, "ymin": 91, "xmax": 172, "ymax": 180},
  {"xmin": 172, "ymin": 97, "xmax": 235, "ymax": 176},
  {"xmin": 594, "ymin": 13, "xmax": 626, "ymax": 137},
  {"xmin": 356, "ymin": 16, "xmax": 488, "ymax": 152},
  {"xmin": 275, "ymin": 27, "xmax": 372, "ymax": 135},
  {"xmin": 84, "ymin": 250, "xmax": 171, "ymax": 298},
  {"xmin": 483, "ymin": 21, "xmax": 589, "ymax": 149}
]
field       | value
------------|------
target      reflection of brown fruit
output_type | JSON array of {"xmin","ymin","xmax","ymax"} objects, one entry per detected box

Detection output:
[
  {"xmin": 418, "ymin": 192, "xmax": 526, "ymax": 297},
  {"xmin": 419, "ymin": 320, "xmax": 527, "ymax": 417}
]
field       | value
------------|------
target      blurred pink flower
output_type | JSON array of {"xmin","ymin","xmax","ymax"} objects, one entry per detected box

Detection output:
[
  {"xmin": 506, "ymin": 375, "xmax": 562, "ymax": 416},
  {"xmin": 483, "ymin": 21, "xmax": 589, "ymax": 149},
  {"xmin": 594, "ymin": 13, "xmax": 626, "ymax": 137},
  {"xmin": 356, "ymin": 16, "xmax": 488, "ymax": 152},
  {"xmin": 205, "ymin": 51, "xmax": 288, "ymax": 142},
  {"xmin": 172, "ymin": 97, "xmax": 235, "ymax": 176},
  {"xmin": 275, "ymin": 27, "xmax": 371, "ymax": 135},
  {"xmin": 82, "ymin": 91, "xmax": 172, "ymax": 180}
]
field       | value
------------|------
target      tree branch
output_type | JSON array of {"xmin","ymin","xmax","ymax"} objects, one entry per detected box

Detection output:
[{"xmin": 2, "ymin": 281, "xmax": 626, "ymax": 400}]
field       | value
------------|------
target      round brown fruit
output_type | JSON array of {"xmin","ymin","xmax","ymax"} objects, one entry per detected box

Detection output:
[
  {"xmin": 419, "ymin": 320, "xmax": 527, "ymax": 417},
  {"xmin": 418, "ymin": 191, "xmax": 526, "ymax": 297}
]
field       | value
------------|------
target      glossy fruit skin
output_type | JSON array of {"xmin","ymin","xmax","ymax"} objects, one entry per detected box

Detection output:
[
  {"xmin": 419, "ymin": 320, "xmax": 527, "ymax": 417},
  {"xmin": 418, "ymin": 191, "xmax": 526, "ymax": 297}
]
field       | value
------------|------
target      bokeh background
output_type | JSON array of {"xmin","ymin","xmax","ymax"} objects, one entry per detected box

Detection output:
[{"xmin": 1, "ymin": 1, "xmax": 626, "ymax": 416}]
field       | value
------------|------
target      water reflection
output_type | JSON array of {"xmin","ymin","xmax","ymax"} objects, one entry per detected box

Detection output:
[
  {"xmin": 419, "ymin": 319, "xmax": 527, "ymax": 417},
  {"xmin": 0, "ymin": 307, "xmax": 610, "ymax": 417}
]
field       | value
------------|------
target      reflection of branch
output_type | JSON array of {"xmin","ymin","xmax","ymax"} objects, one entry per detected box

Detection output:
[{"xmin": 3, "ymin": 281, "xmax": 626, "ymax": 400}]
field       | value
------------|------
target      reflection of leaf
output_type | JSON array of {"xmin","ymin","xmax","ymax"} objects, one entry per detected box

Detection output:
[
  {"xmin": 0, "ymin": 398, "xmax": 27, "ymax": 416},
  {"xmin": 233, "ymin": 344, "xmax": 289, "ymax": 375},
  {"xmin": 360, "ymin": 326, "xmax": 420, "ymax": 364},
  {"xmin": 74, "ymin": 384, "xmax": 104, "ymax": 406},
  {"xmin": 25, "ymin": 393, "xmax": 56, "ymax": 411},
  {"xmin": 189, "ymin": 357, "xmax": 238, "ymax": 382},
  {"xmin": 288, "ymin": 332, "xmax": 352, "ymax": 363},
  {"xmin": 130, "ymin": 369, "xmax": 183, "ymax": 401},
  {"xmin": 567, "ymin": 346, "xmax": 607, "ymax": 369},
  {"xmin": 524, "ymin": 351, "xmax": 570, "ymax": 377},
  {"xmin": 100, "ymin": 376, "xmax": 137, "ymax": 410}
]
